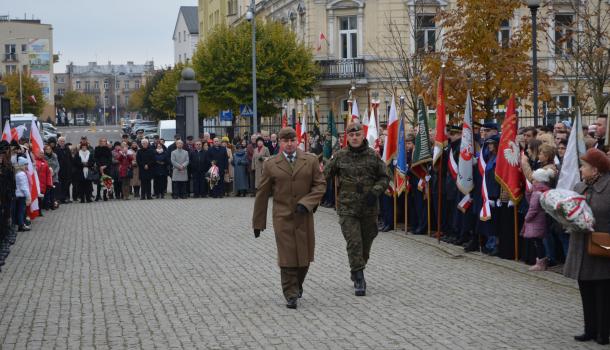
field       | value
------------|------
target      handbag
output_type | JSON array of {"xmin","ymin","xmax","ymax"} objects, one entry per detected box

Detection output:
[
  {"xmin": 86, "ymin": 168, "xmax": 100, "ymax": 182},
  {"xmin": 588, "ymin": 232, "xmax": 610, "ymax": 258}
]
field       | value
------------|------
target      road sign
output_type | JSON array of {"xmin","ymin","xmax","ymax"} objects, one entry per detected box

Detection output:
[
  {"xmin": 240, "ymin": 104, "xmax": 253, "ymax": 117},
  {"xmin": 220, "ymin": 110, "xmax": 233, "ymax": 121}
]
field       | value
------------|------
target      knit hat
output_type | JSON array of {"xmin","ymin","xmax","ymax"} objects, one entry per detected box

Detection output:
[
  {"xmin": 580, "ymin": 148, "xmax": 610, "ymax": 173},
  {"xmin": 222, "ymin": 136, "xmax": 230, "ymax": 142},
  {"xmin": 532, "ymin": 168, "xmax": 554, "ymax": 183}
]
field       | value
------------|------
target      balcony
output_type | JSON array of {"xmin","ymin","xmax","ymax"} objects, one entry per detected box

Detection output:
[
  {"xmin": 318, "ymin": 58, "xmax": 365, "ymax": 80},
  {"xmin": 3, "ymin": 53, "xmax": 18, "ymax": 62}
]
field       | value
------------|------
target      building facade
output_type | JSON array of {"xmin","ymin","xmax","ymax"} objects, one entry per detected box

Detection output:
[
  {"xmin": 55, "ymin": 61, "xmax": 155, "ymax": 123},
  {"xmin": 198, "ymin": 0, "xmax": 229, "ymax": 43},
  {"xmin": 0, "ymin": 15, "xmax": 55, "ymax": 120},
  {"xmin": 173, "ymin": 6, "xmax": 200, "ymax": 64}
]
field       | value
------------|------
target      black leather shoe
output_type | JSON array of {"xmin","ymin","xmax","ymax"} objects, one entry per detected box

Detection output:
[
  {"xmin": 574, "ymin": 334, "xmax": 594, "ymax": 342},
  {"xmin": 354, "ymin": 270, "xmax": 366, "ymax": 296},
  {"xmin": 595, "ymin": 336, "xmax": 609, "ymax": 345},
  {"xmin": 286, "ymin": 298, "xmax": 297, "ymax": 309},
  {"xmin": 381, "ymin": 225, "xmax": 393, "ymax": 232},
  {"xmin": 464, "ymin": 240, "xmax": 479, "ymax": 252}
]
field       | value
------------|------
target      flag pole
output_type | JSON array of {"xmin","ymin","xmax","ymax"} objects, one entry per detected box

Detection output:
[
  {"xmin": 393, "ymin": 185, "xmax": 397, "ymax": 231},
  {"xmin": 405, "ymin": 186, "xmax": 408, "ymax": 234},
  {"xmin": 437, "ymin": 152, "xmax": 443, "ymax": 242},
  {"xmin": 514, "ymin": 204, "xmax": 519, "ymax": 261},
  {"xmin": 427, "ymin": 183, "xmax": 431, "ymax": 236}
]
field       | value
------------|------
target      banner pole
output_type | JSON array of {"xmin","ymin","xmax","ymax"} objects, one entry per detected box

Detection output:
[
  {"xmin": 334, "ymin": 176, "xmax": 338, "ymax": 211},
  {"xmin": 393, "ymin": 190, "xmax": 397, "ymax": 231},
  {"xmin": 427, "ymin": 183, "xmax": 431, "ymax": 237},
  {"xmin": 405, "ymin": 187, "xmax": 408, "ymax": 234},
  {"xmin": 514, "ymin": 205, "xmax": 519, "ymax": 261}
]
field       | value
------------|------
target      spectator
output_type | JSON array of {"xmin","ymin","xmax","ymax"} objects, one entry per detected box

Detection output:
[
  {"xmin": 594, "ymin": 114, "xmax": 607, "ymax": 151},
  {"xmin": 231, "ymin": 142, "xmax": 249, "ymax": 197},
  {"xmin": 522, "ymin": 168, "xmax": 553, "ymax": 271},
  {"xmin": 171, "ymin": 140, "xmax": 189, "ymax": 199},
  {"xmin": 268, "ymin": 133, "xmax": 280, "ymax": 155},
  {"xmin": 110, "ymin": 142, "xmax": 123, "ymax": 199},
  {"xmin": 116, "ymin": 142, "xmax": 134, "ymax": 200},
  {"xmin": 129, "ymin": 142, "xmax": 141, "ymax": 198},
  {"xmin": 190, "ymin": 140, "xmax": 210, "ymax": 198},
  {"xmin": 222, "ymin": 137, "xmax": 234, "ymax": 196},
  {"xmin": 153, "ymin": 143, "xmax": 169, "ymax": 199},
  {"xmin": 93, "ymin": 138, "xmax": 112, "ymax": 201},
  {"xmin": 208, "ymin": 138, "xmax": 229, "ymax": 198},
  {"xmin": 136, "ymin": 139, "xmax": 155, "ymax": 200},
  {"xmin": 566, "ymin": 148, "xmax": 610, "ymax": 345},
  {"xmin": 76, "ymin": 142, "xmax": 94, "ymax": 203},
  {"xmin": 13, "ymin": 157, "xmax": 30, "ymax": 231},
  {"xmin": 35, "ymin": 150, "xmax": 53, "ymax": 213},
  {"xmin": 252, "ymin": 136, "xmax": 270, "ymax": 191},
  {"xmin": 43, "ymin": 144, "xmax": 60, "ymax": 210},
  {"xmin": 55, "ymin": 137, "xmax": 73, "ymax": 204}
]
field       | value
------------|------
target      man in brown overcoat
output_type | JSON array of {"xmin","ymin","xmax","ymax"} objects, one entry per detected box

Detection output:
[{"xmin": 252, "ymin": 127, "xmax": 326, "ymax": 309}]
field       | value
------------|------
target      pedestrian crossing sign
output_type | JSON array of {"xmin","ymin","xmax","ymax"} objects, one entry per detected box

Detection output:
[{"xmin": 240, "ymin": 104, "xmax": 253, "ymax": 117}]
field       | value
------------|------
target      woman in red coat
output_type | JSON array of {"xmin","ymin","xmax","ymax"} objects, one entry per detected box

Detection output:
[
  {"xmin": 35, "ymin": 150, "xmax": 53, "ymax": 211},
  {"xmin": 116, "ymin": 142, "xmax": 134, "ymax": 199}
]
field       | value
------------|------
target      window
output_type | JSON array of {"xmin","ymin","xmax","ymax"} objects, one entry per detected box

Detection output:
[
  {"xmin": 341, "ymin": 99, "xmax": 350, "ymax": 114},
  {"xmin": 135, "ymin": 80, "xmax": 140, "ymax": 89},
  {"xmin": 4, "ymin": 44, "xmax": 15, "ymax": 54},
  {"xmin": 115, "ymin": 80, "xmax": 120, "ymax": 89},
  {"xmin": 556, "ymin": 95, "xmax": 576, "ymax": 110},
  {"xmin": 57, "ymin": 76, "xmax": 64, "ymax": 83},
  {"xmin": 94, "ymin": 81, "xmax": 99, "ymax": 89},
  {"xmin": 76, "ymin": 80, "xmax": 81, "ymax": 89},
  {"xmin": 104, "ymin": 95, "xmax": 109, "ymax": 104},
  {"xmin": 85, "ymin": 81, "xmax": 91, "ymax": 90},
  {"xmin": 58, "ymin": 88, "xmax": 65, "ymax": 96},
  {"xmin": 179, "ymin": 54, "xmax": 182, "ymax": 63},
  {"xmin": 124, "ymin": 80, "xmax": 129, "ymax": 89},
  {"xmin": 104, "ymin": 80, "xmax": 109, "ymax": 90},
  {"xmin": 178, "ymin": 31, "xmax": 181, "ymax": 42},
  {"xmin": 4, "ymin": 44, "xmax": 16, "ymax": 61},
  {"xmin": 228, "ymin": 0, "xmax": 238, "ymax": 16},
  {"xmin": 95, "ymin": 96, "xmax": 100, "ymax": 104},
  {"xmin": 416, "ymin": 15, "xmax": 436, "ymax": 53},
  {"xmin": 125, "ymin": 95, "xmax": 129, "ymax": 106},
  {"xmin": 184, "ymin": 31, "xmax": 187, "ymax": 41},
  {"xmin": 339, "ymin": 16, "xmax": 358, "ymax": 59},
  {"xmin": 498, "ymin": 20, "xmax": 510, "ymax": 49},
  {"xmin": 21, "ymin": 44, "xmax": 27, "ymax": 53},
  {"xmin": 5, "ymin": 65, "xmax": 16, "ymax": 74},
  {"xmin": 555, "ymin": 14, "xmax": 574, "ymax": 55}
]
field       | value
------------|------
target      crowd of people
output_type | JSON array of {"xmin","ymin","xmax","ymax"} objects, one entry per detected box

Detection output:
[{"xmin": 0, "ymin": 113, "xmax": 609, "ymax": 343}]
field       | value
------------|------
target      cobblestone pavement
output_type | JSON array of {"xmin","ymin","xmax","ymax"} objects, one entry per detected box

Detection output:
[{"xmin": 0, "ymin": 197, "xmax": 603, "ymax": 349}]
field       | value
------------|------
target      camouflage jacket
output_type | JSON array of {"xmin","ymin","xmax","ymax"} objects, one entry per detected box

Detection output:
[{"xmin": 324, "ymin": 143, "xmax": 389, "ymax": 217}]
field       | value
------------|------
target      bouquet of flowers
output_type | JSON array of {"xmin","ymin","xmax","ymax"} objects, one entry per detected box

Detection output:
[
  {"xmin": 100, "ymin": 174, "xmax": 114, "ymax": 193},
  {"xmin": 540, "ymin": 189, "xmax": 595, "ymax": 233},
  {"xmin": 206, "ymin": 162, "xmax": 220, "ymax": 190}
]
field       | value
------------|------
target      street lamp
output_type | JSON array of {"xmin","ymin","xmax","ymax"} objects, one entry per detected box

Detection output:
[
  {"xmin": 246, "ymin": 0, "xmax": 258, "ymax": 134},
  {"xmin": 112, "ymin": 70, "xmax": 125, "ymax": 125},
  {"xmin": 527, "ymin": 0, "xmax": 540, "ymax": 127}
]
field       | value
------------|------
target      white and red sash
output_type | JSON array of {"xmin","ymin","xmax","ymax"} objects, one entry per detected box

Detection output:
[
  {"xmin": 478, "ymin": 154, "xmax": 492, "ymax": 221},
  {"xmin": 448, "ymin": 150, "xmax": 458, "ymax": 180}
]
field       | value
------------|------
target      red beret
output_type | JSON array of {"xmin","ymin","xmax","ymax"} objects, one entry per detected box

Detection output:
[{"xmin": 580, "ymin": 148, "xmax": 610, "ymax": 173}]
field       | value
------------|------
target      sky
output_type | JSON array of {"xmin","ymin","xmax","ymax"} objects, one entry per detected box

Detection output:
[{"xmin": 5, "ymin": 0, "xmax": 197, "ymax": 73}]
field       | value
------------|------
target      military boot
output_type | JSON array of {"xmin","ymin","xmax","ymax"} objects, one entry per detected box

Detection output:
[{"xmin": 354, "ymin": 270, "xmax": 366, "ymax": 296}]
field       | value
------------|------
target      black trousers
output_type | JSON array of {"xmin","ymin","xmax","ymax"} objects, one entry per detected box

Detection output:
[
  {"xmin": 153, "ymin": 175, "xmax": 167, "ymax": 196},
  {"xmin": 140, "ymin": 178, "xmax": 152, "ymax": 199},
  {"xmin": 58, "ymin": 179, "xmax": 71, "ymax": 202},
  {"xmin": 578, "ymin": 279, "xmax": 610, "ymax": 340},
  {"xmin": 173, "ymin": 181, "xmax": 187, "ymax": 198},
  {"xmin": 78, "ymin": 180, "xmax": 92, "ymax": 202},
  {"xmin": 280, "ymin": 266, "xmax": 309, "ymax": 300},
  {"xmin": 192, "ymin": 173, "xmax": 207, "ymax": 197}
]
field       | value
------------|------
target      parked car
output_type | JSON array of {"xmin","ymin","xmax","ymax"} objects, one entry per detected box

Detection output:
[
  {"xmin": 42, "ymin": 129, "xmax": 57, "ymax": 142},
  {"xmin": 42, "ymin": 122, "xmax": 57, "ymax": 134},
  {"xmin": 158, "ymin": 120, "xmax": 176, "ymax": 147},
  {"xmin": 75, "ymin": 115, "xmax": 86, "ymax": 126}
]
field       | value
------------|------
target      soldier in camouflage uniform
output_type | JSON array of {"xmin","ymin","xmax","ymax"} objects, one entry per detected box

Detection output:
[{"xmin": 324, "ymin": 122, "xmax": 389, "ymax": 296}]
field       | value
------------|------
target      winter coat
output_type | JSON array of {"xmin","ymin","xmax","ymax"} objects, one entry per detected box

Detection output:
[
  {"xmin": 231, "ymin": 150, "xmax": 249, "ymax": 191},
  {"xmin": 153, "ymin": 151, "xmax": 169, "ymax": 177},
  {"xmin": 94, "ymin": 146, "xmax": 113, "ymax": 175},
  {"xmin": 521, "ymin": 182, "xmax": 550, "ymax": 239},
  {"xmin": 15, "ymin": 170, "xmax": 30, "ymax": 198},
  {"xmin": 252, "ymin": 146, "xmax": 270, "ymax": 189},
  {"xmin": 563, "ymin": 173, "xmax": 610, "ymax": 281},
  {"xmin": 54, "ymin": 145, "xmax": 72, "ymax": 182},
  {"xmin": 116, "ymin": 151, "xmax": 134, "ymax": 179},
  {"xmin": 44, "ymin": 152, "xmax": 60, "ymax": 183},
  {"xmin": 252, "ymin": 150, "xmax": 326, "ymax": 267},
  {"xmin": 208, "ymin": 146, "xmax": 229, "ymax": 172},
  {"xmin": 136, "ymin": 147, "xmax": 156, "ymax": 181},
  {"xmin": 170, "ymin": 149, "xmax": 190, "ymax": 181},
  {"xmin": 35, "ymin": 156, "xmax": 53, "ymax": 194},
  {"xmin": 190, "ymin": 149, "xmax": 210, "ymax": 175},
  {"xmin": 129, "ymin": 150, "xmax": 140, "ymax": 187}
]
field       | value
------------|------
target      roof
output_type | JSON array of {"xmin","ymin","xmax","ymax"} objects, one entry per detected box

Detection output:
[
  {"xmin": 180, "ymin": 6, "xmax": 199, "ymax": 34},
  {"xmin": 68, "ymin": 61, "xmax": 155, "ymax": 76}
]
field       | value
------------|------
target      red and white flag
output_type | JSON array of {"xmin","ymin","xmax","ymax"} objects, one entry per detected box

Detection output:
[
  {"xmin": 25, "ymin": 152, "xmax": 40, "ymax": 220},
  {"xmin": 30, "ymin": 121, "xmax": 44, "ymax": 157},
  {"xmin": 1, "ymin": 122, "xmax": 12, "ymax": 142},
  {"xmin": 299, "ymin": 114, "xmax": 308, "ymax": 151},
  {"xmin": 432, "ymin": 72, "xmax": 447, "ymax": 166},
  {"xmin": 316, "ymin": 32, "xmax": 327, "ymax": 52},
  {"xmin": 495, "ymin": 94, "xmax": 523, "ymax": 203},
  {"xmin": 351, "ymin": 99, "xmax": 360, "ymax": 122},
  {"xmin": 366, "ymin": 107, "xmax": 378, "ymax": 148},
  {"xmin": 382, "ymin": 95, "xmax": 398, "ymax": 164},
  {"xmin": 28, "ymin": 95, "xmax": 37, "ymax": 104}
]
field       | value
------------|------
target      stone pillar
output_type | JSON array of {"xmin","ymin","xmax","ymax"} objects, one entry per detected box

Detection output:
[{"xmin": 176, "ymin": 67, "xmax": 201, "ymax": 139}]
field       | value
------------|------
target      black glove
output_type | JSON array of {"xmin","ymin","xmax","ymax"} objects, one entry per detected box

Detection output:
[
  {"xmin": 295, "ymin": 204, "xmax": 309, "ymax": 214},
  {"xmin": 365, "ymin": 192, "xmax": 377, "ymax": 207},
  {"xmin": 254, "ymin": 229, "xmax": 261, "ymax": 238}
]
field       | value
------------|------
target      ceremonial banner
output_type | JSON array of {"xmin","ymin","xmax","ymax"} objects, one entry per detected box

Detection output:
[
  {"xmin": 457, "ymin": 91, "xmax": 474, "ymax": 194},
  {"xmin": 495, "ymin": 94, "xmax": 523, "ymax": 203}
]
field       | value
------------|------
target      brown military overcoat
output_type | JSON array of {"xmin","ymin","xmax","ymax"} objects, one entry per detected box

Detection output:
[{"xmin": 252, "ymin": 150, "xmax": 326, "ymax": 267}]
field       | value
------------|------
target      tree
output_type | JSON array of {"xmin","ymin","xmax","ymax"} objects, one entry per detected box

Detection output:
[
  {"xmin": 62, "ymin": 90, "xmax": 95, "ymax": 121},
  {"xmin": 544, "ymin": 0, "xmax": 610, "ymax": 115},
  {"xmin": 0, "ymin": 71, "xmax": 45, "ymax": 116},
  {"xmin": 129, "ymin": 85, "xmax": 146, "ymax": 112},
  {"xmin": 149, "ymin": 63, "xmax": 184, "ymax": 119},
  {"xmin": 140, "ymin": 68, "xmax": 169, "ymax": 120},
  {"xmin": 193, "ymin": 20, "xmax": 319, "ymax": 117},
  {"xmin": 425, "ymin": 0, "xmax": 549, "ymax": 120}
]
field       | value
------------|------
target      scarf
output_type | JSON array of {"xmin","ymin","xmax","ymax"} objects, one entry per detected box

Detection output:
[
  {"xmin": 584, "ymin": 173, "xmax": 601, "ymax": 186},
  {"xmin": 79, "ymin": 149, "xmax": 90, "ymax": 178}
]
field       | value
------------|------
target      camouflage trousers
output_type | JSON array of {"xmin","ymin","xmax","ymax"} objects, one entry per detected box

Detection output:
[{"xmin": 339, "ymin": 215, "xmax": 379, "ymax": 272}]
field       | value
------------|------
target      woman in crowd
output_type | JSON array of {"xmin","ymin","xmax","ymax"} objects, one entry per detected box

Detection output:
[
  {"xmin": 231, "ymin": 143, "xmax": 249, "ymax": 197},
  {"xmin": 76, "ymin": 142, "xmax": 94, "ymax": 203},
  {"xmin": 111, "ymin": 142, "xmax": 123, "ymax": 199},
  {"xmin": 521, "ymin": 168, "xmax": 553, "ymax": 271},
  {"xmin": 35, "ymin": 150, "xmax": 53, "ymax": 213},
  {"xmin": 565, "ymin": 148, "xmax": 610, "ymax": 345},
  {"xmin": 222, "ymin": 137, "xmax": 234, "ymax": 196},
  {"xmin": 153, "ymin": 142, "xmax": 169, "ymax": 199},
  {"xmin": 13, "ymin": 157, "xmax": 31, "ymax": 231},
  {"xmin": 70, "ymin": 145, "xmax": 80, "ymax": 202},
  {"xmin": 252, "ymin": 136, "xmax": 269, "ymax": 191},
  {"xmin": 129, "ymin": 142, "xmax": 140, "ymax": 198},
  {"xmin": 44, "ymin": 144, "xmax": 60, "ymax": 210},
  {"xmin": 170, "ymin": 140, "xmax": 189, "ymax": 199},
  {"xmin": 116, "ymin": 142, "xmax": 134, "ymax": 200}
]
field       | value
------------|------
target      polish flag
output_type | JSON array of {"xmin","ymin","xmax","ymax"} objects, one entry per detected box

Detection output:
[
  {"xmin": 382, "ymin": 95, "xmax": 398, "ymax": 164},
  {"xmin": 25, "ymin": 152, "xmax": 40, "ymax": 220},
  {"xmin": 366, "ymin": 108, "xmax": 378, "ymax": 148},
  {"xmin": 361, "ymin": 108, "xmax": 369, "ymax": 137},
  {"xmin": 300, "ymin": 114, "xmax": 308, "ymax": 151},
  {"xmin": 30, "ymin": 121, "xmax": 44, "ymax": 157},
  {"xmin": 1, "ymin": 122, "xmax": 12, "ymax": 142},
  {"xmin": 28, "ymin": 95, "xmax": 37, "ymax": 104},
  {"xmin": 351, "ymin": 99, "xmax": 360, "ymax": 122},
  {"xmin": 316, "ymin": 32, "xmax": 327, "ymax": 51},
  {"xmin": 281, "ymin": 110, "xmax": 288, "ymax": 128}
]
